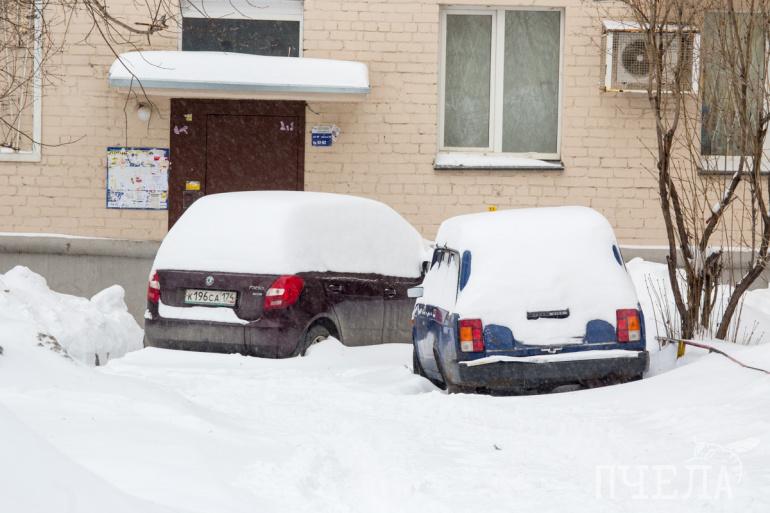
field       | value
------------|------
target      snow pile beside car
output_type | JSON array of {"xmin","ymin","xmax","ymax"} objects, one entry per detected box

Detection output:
[
  {"xmin": 627, "ymin": 258, "xmax": 770, "ymax": 345},
  {"xmin": 0, "ymin": 266, "xmax": 143, "ymax": 365}
]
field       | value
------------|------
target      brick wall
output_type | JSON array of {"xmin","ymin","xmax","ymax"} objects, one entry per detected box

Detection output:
[
  {"xmin": 302, "ymin": 0, "xmax": 665, "ymax": 243},
  {"xmin": 0, "ymin": 0, "xmax": 669, "ymax": 244},
  {"xmin": 0, "ymin": 6, "xmax": 175, "ymax": 239}
]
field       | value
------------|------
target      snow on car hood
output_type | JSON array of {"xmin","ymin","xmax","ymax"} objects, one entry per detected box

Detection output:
[
  {"xmin": 153, "ymin": 191, "xmax": 425, "ymax": 277},
  {"xmin": 437, "ymin": 206, "xmax": 639, "ymax": 346}
]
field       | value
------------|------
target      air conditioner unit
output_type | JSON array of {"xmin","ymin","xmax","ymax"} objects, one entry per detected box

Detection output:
[{"xmin": 602, "ymin": 20, "xmax": 699, "ymax": 93}]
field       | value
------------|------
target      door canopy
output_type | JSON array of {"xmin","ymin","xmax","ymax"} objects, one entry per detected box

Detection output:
[{"xmin": 108, "ymin": 51, "xmax": 370, "ymax": 102}]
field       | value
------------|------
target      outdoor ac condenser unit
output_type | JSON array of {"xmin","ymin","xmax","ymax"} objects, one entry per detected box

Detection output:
[{"xmin": 602, "ymin": 20, "xmax": 699, "ymax": 93}]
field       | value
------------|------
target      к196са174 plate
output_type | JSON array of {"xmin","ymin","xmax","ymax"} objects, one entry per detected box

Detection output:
[{"xmin": 184, "ymin": 289, "xmax": 238, "ymax": 307}]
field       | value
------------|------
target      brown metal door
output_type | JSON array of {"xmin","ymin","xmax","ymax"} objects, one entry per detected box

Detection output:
[{"xmin": 169, "ymin": 99, "xmax": 305, "ymax": 227}]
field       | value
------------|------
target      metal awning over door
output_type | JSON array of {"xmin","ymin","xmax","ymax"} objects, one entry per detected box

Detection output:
[{"xmin": 108, "ymin": 51, "xmax": 370, "ymax": 102}]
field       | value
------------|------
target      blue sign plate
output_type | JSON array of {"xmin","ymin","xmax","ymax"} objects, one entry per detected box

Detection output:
[{"xmin": 312, "ymin": 133, "xmax": 333, "ymax": 147}]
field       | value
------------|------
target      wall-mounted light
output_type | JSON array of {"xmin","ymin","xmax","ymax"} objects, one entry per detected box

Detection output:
[{"xmin": 136, "ymin": 103, "xmax": 151, "ymax": 123}]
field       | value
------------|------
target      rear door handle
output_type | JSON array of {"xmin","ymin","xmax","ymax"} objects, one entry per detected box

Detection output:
[
  {"xmin": 384, "ymin": 287, "xmax": 398, "ymax": 298},
  {"xmin": 327, "ymin": 284, "xmax": 344, "ymax": 293}
]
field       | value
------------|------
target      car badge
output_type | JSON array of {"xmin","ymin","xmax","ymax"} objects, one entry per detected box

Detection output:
[{"xmin": 205, "ymin": 276, "xmax": 214, "ymax": 287}]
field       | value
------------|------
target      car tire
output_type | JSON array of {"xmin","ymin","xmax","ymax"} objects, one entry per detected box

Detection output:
[
  {"xmin": 446, "ymin": 384, "xmax": 473, "ymax": 394},
  {"xmin": 298, "ymin": 324, "xmax": 331, "ymax": 357}
]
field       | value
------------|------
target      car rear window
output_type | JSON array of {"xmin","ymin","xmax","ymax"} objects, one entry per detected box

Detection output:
[{"xmin": 418, "ymin": 247, "xmax": 461, "ymax": 310}]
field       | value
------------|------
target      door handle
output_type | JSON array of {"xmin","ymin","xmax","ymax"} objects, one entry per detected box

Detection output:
[
  {"xmin": 384, "ymin": 287, "xmax": 398, "ymax": 298},
  {"xmin": 327, "ymin": 284, "xmax": 344, "ymax": 293}
]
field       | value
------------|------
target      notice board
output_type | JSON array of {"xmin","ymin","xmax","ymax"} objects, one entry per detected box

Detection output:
[{"xmin": 106, "ymin": 147, "xmax": 170, "ymax": 210}]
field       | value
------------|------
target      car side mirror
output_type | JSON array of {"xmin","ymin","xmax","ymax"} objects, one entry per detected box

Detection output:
[{"xmin": 407, "ymin": 286, "xmax": 424, "ymax": 299}]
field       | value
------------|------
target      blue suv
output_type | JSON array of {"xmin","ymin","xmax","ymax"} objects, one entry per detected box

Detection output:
[{"xmin": 410, "ymin": 207, "xmax": 649, "ymax": 394}]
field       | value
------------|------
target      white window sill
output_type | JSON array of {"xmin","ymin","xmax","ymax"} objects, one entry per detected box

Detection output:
[
  {"xmin": 434, "ymin": 152, "xmax": 563, "ymax": 171},
  {"xmin": 699, "ymin": 156, "xmax": 770, "ymax": 174},
  {"xmin": 0, "ymin": 148, "xmax": 41, "ymax": 162}
]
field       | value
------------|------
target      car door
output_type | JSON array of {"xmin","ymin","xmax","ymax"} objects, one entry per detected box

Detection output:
[
  {"xmin": 413, "ymin": 248, "xmax": 461, "ymax": 381},
  {"xmin": 322, "ymin": 274, "xmax": 384, "ymax": 346},
  {"xmin": 383, "ymin": 275, "xmax": 423, "ymax": 343}
]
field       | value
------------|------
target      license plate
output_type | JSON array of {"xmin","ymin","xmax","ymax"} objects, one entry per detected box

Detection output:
[{"xmin": 184, "ymin": 289, "xmax": 238, "ymax": 307}]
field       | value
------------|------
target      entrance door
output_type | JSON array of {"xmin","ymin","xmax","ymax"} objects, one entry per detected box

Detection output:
[{"xmin": 169, "ymin": 99, "xmax": 305, "ymax": 227}]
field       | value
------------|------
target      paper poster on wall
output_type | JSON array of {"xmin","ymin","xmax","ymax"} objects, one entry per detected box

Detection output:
[{"xmin": 106, "ymin": 147, "xmax": 169, "ymax": 210}]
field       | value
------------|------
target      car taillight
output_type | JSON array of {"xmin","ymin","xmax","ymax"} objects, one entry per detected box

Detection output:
[
  {"xmin": 617, "ymin": 309, "xmax": 641, "ymax": 343},
  {"xmin": 264, "ymin": 275, "xmax": 305, "ymax": 310},
  {"xmin": 147, "ymin": 271, "xmax": 160, "ymax": 304},
  {"xmin": 459, "ymin": 319, "xmax": 484, "ymax": 352}
]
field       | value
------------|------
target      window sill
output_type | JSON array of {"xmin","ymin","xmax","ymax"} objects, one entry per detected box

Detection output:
[
  {"xmin": 698, "ymin": 156, "xmax": 770, "ymax": 175},
  {"xmin": 0, "ymin": 148, "xmax": 41, "ymax": 163},
  {"xmin": 434, "ymin": 152, "xmax": 563, "ymax": 171}
]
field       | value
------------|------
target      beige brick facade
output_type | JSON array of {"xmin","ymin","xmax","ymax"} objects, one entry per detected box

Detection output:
[{"xmin": 0, "ymin": 0, "xmax": 668, "ymax": 243}]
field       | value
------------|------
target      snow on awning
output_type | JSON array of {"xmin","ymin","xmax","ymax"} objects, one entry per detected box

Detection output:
[{"xmin": 108, "ymin": 51, "xmax": 370, "ymax": 102}]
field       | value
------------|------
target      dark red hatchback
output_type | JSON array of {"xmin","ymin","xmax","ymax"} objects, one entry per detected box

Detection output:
[{"xmin": 144, "ymin": 192, "xmax": 427, "ymax": 358}]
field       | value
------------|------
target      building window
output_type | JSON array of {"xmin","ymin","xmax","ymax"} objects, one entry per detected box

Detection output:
[
  {"xmin": 181, "ymin": 0, "xmax": 302, "ymax": 57},
  {"xmin": 0, "ymin": 0, "xmax": 42, "ymax": 162},
  {"xmin": 439, "ymin": 7, "xmax": 563, "ymax": 163},
  {"xmin": 701, "ymin": 11, "xmax": 767, "ymax": 172}
]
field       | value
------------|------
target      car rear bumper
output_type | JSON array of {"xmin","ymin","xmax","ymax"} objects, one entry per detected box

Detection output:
[
  {"xmin": 144, "ymin": 317, "xmax": 303, "ymax": 358},
  {"xmin": 454, "ymin": 350, "xmax": 649, "ymax": 392}
]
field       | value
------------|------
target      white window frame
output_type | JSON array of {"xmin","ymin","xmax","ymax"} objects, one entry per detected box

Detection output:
[
  {"xmin": 699, "ymin": 78, "xmax": 770, "ymax": 173},
  {"xmin": 699, "ymin": 11, "xmax": 770, "ymax": 174},
  {"xmin": 179, "ymin": 0, "xmax": 304, "ymax": 57},
  {"xmin": 438, "ymin": 6, "xmax": 565, "ymax": 162},
  {"xmin": 0, "ymin": 0, "xmax": 42, "ymax": 163}
]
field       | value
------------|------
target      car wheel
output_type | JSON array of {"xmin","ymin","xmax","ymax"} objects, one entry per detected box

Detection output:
[
  {"xmin": 298, "ymin": 324, "xmax": 331, "ymax": 357},
  {"xmin": 446, "ymin": 384, "xmax": 473, "ymax": 394}
]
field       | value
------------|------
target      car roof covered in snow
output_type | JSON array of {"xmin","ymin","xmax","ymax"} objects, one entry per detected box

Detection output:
[
  {"xmin": 436, "ymin": 206, "xmax": 615, "ymax": 252},
  {"xmin": 153, "ymin": 191, "xmax": 426, "ymax": 277},
  {"xmin": 429, "ymin": 206, "xmax": 640, "ymax": 345}
]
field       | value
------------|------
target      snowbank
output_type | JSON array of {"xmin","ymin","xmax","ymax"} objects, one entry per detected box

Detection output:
[
  {"xmin": 0, "ymin": 403, "xmax": 181, "ymax": 513},
  {"xmin": 0, "ymin": 266, "xmax": 143, "ymax": 365},
  {"xmin": 2, "ymin": 336, "xmax": 769, "ymax": 513},
  {"xmin": 153, "ymin": 191, "xmax": 426, "ymax": 277},
  {"xmin": 627, "ymin": 258, "xmax": 770, "ymax": 346},
  {"xmin": 626, "ymin": 258, "xmax": 770, "ymax": 374}
]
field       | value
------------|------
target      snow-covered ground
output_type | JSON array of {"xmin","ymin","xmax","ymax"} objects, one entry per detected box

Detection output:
[{"xmin": 1, "ymin": 263, "xmax": 770, "ymax": 512}]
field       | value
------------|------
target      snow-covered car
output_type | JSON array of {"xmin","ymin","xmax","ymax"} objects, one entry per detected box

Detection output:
[
  {"xmin": 410, "ymin": 206, "xmax": 649, "ymax": 394},
  {"xmin": 144, "ymin": 191, "xmax": 427, "ymax": 358}
]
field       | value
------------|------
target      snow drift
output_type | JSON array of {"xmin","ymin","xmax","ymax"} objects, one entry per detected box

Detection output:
[
  {"xmin": 0, "ymin": 403, "xmax": 181, "ymax": 513},
  {"xmin": 1, "ymin": 260, "xmax": 770, "ymax": 512},
  {"xmin": 1, "ymin": 334, "xmax": 769, "ymax": 513},
  {"xmin": 0, "ymin": 266, "xmax": 143, "ymax": 365}
]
